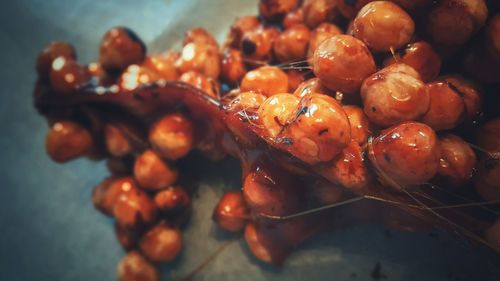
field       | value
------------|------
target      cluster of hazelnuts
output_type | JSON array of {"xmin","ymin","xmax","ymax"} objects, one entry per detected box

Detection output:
[{"xmin": 35, "ymin": 0, "xmax": 500, "ymax": 280}]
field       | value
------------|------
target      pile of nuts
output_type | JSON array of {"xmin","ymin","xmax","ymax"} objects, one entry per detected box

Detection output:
[{"xmin": 35, "ymin": 0, "xmax": 500, "ymax": 280}]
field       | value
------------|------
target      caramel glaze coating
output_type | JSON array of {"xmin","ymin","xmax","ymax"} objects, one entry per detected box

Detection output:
[
  {"xmin": 437, "ymin": 134, "xmax": 476, "ymax": 187},
  {"xmin": 287, "ymin": 94, "xmax": 352, "ymax": 164},
  {"xmin": 286, "ymin": 70, "xmax": 306, "ymax": 93},
  {"xmin": 179, "ymin": 71, "xmax": 220, "ymax": 98},
  {"xmin": 226, "ymin": 15, "xmax": 261, "ymax": 49},
  {"xmin": 420, "ymin": 81, "xmax": 465, "ymax": 131},
  {"xmin": 154, "ymin": 186, "xmax": 191, "ymax": 212},
  {"xmin": 361, "ymin": 63, "xmax": 428, "ymax": 127},
  {"xmin": 351, "ymin": 1, "xmax": 415, "ymax": 52},
  {"xmin": 309, "ymin": 180, "xmax": 345, "ymax": 205},
  {"xmin": 338, "ymin": 0, "xmax": 433, "ymax": 20},
  {"xmin": 227, "ymin": 91, "xmax": 267, "ymax": 112},
  {"xmin": 243, "ymin": 160, "xmax": 301, "ymax": 217},
  {"xmin": 212, "ymin": 191, "xmax": 249, "ymax": 232},
  {"xmin": 117, "ymin": 251, "xmax": 159, "ymax": 281},
  {"xmin": 257, "ymin": 93, "xmax": 351, "ymax": 164},
  {"xmin": 293, "ymin": 77, "xmax": 332, "ymax": 98},
  {"xmin": 196, "ymin": 126, "xmax": 227, "ymax": 162},
  {"xmin": 319, "ymin": 141, "xmax": 371, "ymax": 190},
  {"xmin": 240, "ymin": 66, "xmax": 288, "ymax": 97},
  {"xmin": 342, "ymin": 105, "xmax": 371, "ymax": 145},
  {"xmin": 302, "ymin": 0, "xmax": 338, "ymax": 28},
  {"xmin": 273, "ymin": 24, "xmax": 310, "ymax": 63},
  {"xmin": 134, "ymin": 149, "xmax": 178, "ymax": 191},
  {"xmin": 149, "ymin": 113, "xmax": 194, "ymax": 161},
  {"xmin": 383, "ymin": 41, "xmax": 442, "ymax": 82},
  {"xmin": 105, "ymin": 123, "xmax": 133, "ymax": 157},
  {"xmin": 141, "ymin": 52, "xmax": 180, "ymax": 81},
  {"xmin": 257, "ymin": 93, "xmax": 300, "ymax": 139},
  {"xmin": 240, "ymin": 26, "xmax": 279, "ymax": 62},
  {"xmin": 118, "ymin": 64, "xmax": 161, "ymax": 91},
  {"xmin": 99, "ymin": 27, "xmax": 146, "ymax": 73},
  {"xmin": 225, "ymin": 91, "xmax": 267, "ymax": 146},
  {"xmin": 113, "ymin": 187, "xmax": 157, "ymax": 230},
  {"xmin": 258, "ymin": 0, "xmax": 299, "ymax": 22},
  {"xmin": 244, "ymin": 217, "xmax": 316, "ymax": 265},
  {"xmin": 283, "ymin": 8, "xmax": 304, "ymax": 29},
  {"xmin": 36, "ymin": 41, "xmax": 76, "ymax": 79},
  {"xmin": 307, "ymin": 23, "xmax": 343, "ymax": 66},
  {"xmin": 183, "ymin": 27, "xmax": 219, "ymax": 48},
  {"xmin": 368, "ymin": 122, "xmax": 440, "ymax": 187},
  {"xmin": 139, "ymin": 222, "xmax": 182, "ymax": 263},
  {"xmin": 175, "ymin": 42, "xmax": 221, "ymax": 79},
  {"xmin": 312, "ymin": 35, "xmax": 376, "ymax": 94},
  {"xmin": 49, "ymin": 57, "xmax": 90, "ymax": 94},
  {"xmin": 45, "ymin": 121, "xmax": 93, "ymax": 163},
  {"xmin": 244, "ymin": 222, "xmax": 273, "ymax": 263},
  {"xmin": 475, "ymin": 118, "xmax": 500, "ymax": 201},
  {"xmin": 221, "ymin": 48, "xmax": 247, "ymax": 86},
  {"xmin": 486, "ymin": 14, "xmax": 500, "ymax": 58},
  {"xmin": 440, "ymin": 74, "xmax": 482, "ymax": 122},
  {"xmin": 92, "ymin": 177, "xmax": 138, "ymax": 216},
  {"xmin": 427, "ymin": 0, "xmax": 488, "ymax": 47}
]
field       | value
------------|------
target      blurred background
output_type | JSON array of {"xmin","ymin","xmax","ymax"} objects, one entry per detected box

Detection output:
[{"xmin": 0, "ymin": 0, "xmax": 499, "ymax": 280}]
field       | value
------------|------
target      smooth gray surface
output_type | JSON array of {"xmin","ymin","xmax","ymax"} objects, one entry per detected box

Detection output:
[{"xmin": 0, "ymin": 1, "xmax": 498, "ymax": 280}]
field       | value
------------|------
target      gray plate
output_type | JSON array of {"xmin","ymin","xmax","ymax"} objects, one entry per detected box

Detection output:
[{"xmin": 0, "ymin": 0, "xmax": 498, "ymax": 280}]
